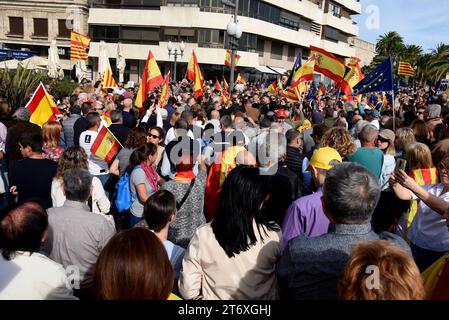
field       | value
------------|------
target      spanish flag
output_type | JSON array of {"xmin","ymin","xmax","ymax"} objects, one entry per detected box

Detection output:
[
  {"xmin": 224, "ymin": 49, "xmax": 240, "ymax": 70},
  {"xmin": 25, "ymin": 83, "xmax": 61, "ymax": 127},
  {"xmin": 236, "ymin": 73, "xmax": 246, "ymax": 85},
  {"xmin": 186, "ymin": 50, "xmax": 197, "ymax": 81},
  {"xmin": 90, "ymin": 126, "xmax": 121, "ymax": 164},
  {"xmin": 446, "ymin": 72, "xmax": 449, "ymax": 80},
  {"xmin": 101, "ymin": 111, "xmax": 112, "ymax": 127},
  {"xmin": 277, "ymin": 78, "xmax": 283, "ymax": 92},
  {"xmin": 223, "ymin": 77, "xmax": 229, "ymax": 92},
  {"xmin": 343, "ymin": 61, "xmax": 364, "ymax": 96},
  {"xmin": 290, "ymin": 56, "xmax": 315, "ymax": 87},
  {"xmin": 70, "ymin": 31, "xmax": 90, "ymax": 61},
  {"xmin": 100, "ymin": 65, "xmax": 118, "ymax": 89},
  {"xmin": 215, "ymin": 79, "xmax": 228, "ymax": 103},
  {"xmin": 215, "ymin": 79, "xmax": 221, "ymax": 91},
  {"xmin": 398, "ymin": 61, "xmax": 416, "ymax": 76},
  {"xmin": 136, "ymin": 50, "xmax": 164, "ymax": 108},
  {"xmin": 310, "ymin": 46, "xmax": 350, "ymax": 92},
  {"xmin": 160, "ymin": 71, "xmax": 170, "ymax": 107},
  {"xmin": 318, "ymin": 86, "xmax": 325, "ymax": 97},
  {"xmin": 192, "ymin": 52, "xmax": 204, "ymax": 99}
]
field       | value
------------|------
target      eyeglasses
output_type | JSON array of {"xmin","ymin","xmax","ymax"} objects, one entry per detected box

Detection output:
[
  {"xmin": 438, "ymin": 162, "xmax": 449, "ymax": 173},
  {"xmin": 417, "ymin": 111, "xmax": 424, "ymax": 115},
  {"xmin": 148, "ymin": 134, "xmax": 160, "ymax": 139}
]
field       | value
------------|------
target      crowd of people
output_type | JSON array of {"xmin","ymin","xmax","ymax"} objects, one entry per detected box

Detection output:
[{"xmin": 0, "ymin": 77, "xmax": 448, "ymax": 300}]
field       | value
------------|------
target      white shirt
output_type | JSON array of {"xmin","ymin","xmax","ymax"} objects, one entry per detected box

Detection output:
[
  {"xmin": 164, "ymin": 127, "xmax": 195, "ymax": 145},
  {"xmin": 370, "ymin": 119, "xmax": 380, "ymax": 130},
  {"xmin": 0, "ymin": 251, "xmax": 77, "ymax": 300},
  {"xmin": 79, "ymin": 130, "xmax": 109, "ymax": 176},
  {"xmin": 409, "ymin": 184, "xmax": 449, "ymax": 252}
]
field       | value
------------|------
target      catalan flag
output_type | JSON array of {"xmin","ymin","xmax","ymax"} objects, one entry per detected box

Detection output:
[
  {"xmin": 70, "ymin": 31, "xmax": 90, "ymax": 61},
  {"xmin": 265, "ymin": 81, "xmax": 277, "ymax": 95},
  {"xmin": 285, "ymin": 52, "xmax": 302, "ymax": 88},
  {"xmin": 136, "ymin": 50, "xmax": 164, "ymax": 108},
  {"xmin": 398, "ymin": 61, "xmax": 416, "ymax": 76},
  {"xmin": 160, "ymin": 71, "xmax": 170, "ymax": 107},
  {"xmin": 186, "ymin": 51, "xmax": 197, "ymax": 82},
  {"xmin": 25, "ymin": 83, "xmax": 61, "ymax": 127},
  {"xmin": 310, "ymin": 46, "xmax": 350, "ymax": 92},
  {"xmin": 224, "ymin": 49, "xmax": 240, "ymax": 70},
  {"xmin": 90, "ymin": 126, "xmax": 121, "ymax": 164},
  {"xmin": 100, "ymin": 65, "xmax": 118, "ymax": 89}
]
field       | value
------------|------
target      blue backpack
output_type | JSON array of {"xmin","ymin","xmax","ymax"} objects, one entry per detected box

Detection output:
[{"xmin": 115, "ymin": 166, "xmax": 140, "ymax": 213}]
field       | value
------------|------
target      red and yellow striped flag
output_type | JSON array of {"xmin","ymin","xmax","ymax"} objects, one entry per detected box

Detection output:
[
  {"xmin": 224, "ymin": 49, "xmax": 240, "ymax": 70},
  {"xmin": 223, "ymin": 77, "xmax": 229, "ymax": 92},
  {"xmin": 90, "ymin": 126, "xmax": 121, "ymax": 163},
  {"xmin": 70, "ymin": 31, "xmax": 90, "ymax": 61},
  {"xmin": 398, "ymin": 62, "xmax": 416, "ymax": 76},
  {"xmin": 25, "ymin": 83, "xmax": 61, "ymax": 127},
  {"xmin": 101, "ymin": 111, "xmax": 112, "ymax": 127},
  {"xmin": 136, "ymin": 50, "xmax": 164, "ymax": 108},
  {"xmin": 100, "ymin": 65, "xmax": 118, "ymax": 89},
  {"xmin": 265, "ymin": 81, "xmax": 277, "ymax": 95},
  {"xmin": 291, "ymin": 56, "xmax": 315, "ymax": 87},
  {"xmin": 160, "ymin": 71, "xmax": 170, "ymax": 107}
]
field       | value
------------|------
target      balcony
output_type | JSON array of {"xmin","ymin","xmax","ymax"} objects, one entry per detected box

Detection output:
[
  {"xmin": 332, "ymin": 0, "xmax": 362, "ymax": 14},
  {"xmin": 323, "ymin": 12, "xmax": 358, "ymax": 36}
]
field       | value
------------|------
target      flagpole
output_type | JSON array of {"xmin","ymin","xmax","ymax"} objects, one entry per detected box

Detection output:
[
  {"xmin": 104, "ymin": 123, "xmax": 124, "ymax": 149},
  {"xmin": 390, "ymin": 56, "xmax": 396, "ymax": 132}
]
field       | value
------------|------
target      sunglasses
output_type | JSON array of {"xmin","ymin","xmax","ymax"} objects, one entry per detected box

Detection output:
[
  {"xmin": 148, "ymin": 134, "xmax": 161, "ymax": 139},
  {"xmin": 417, "ymin": 111, "xmax": 424, "ymax": 115},
  {"xmin": 378, "ymin": 137, "xmax": 389, "ymax": 143}
]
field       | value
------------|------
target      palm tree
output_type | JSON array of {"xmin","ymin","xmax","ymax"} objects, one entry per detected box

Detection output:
[
  {"xmin": 401, "ymin": 44, "xmax": 423, "ymax": 65},
  {"xmin": 376, "ymin": 31, "xmax": 405, "ymax": 63}
]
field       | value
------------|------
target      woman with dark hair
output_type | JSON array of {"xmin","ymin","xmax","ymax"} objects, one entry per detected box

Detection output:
[
  {"xmin": 179, "ymin": 166, "xmax": 281, "ymax": 300},
  {"xmin": 93, "ymin": 228, "xmax": 178, "ymax": 300},
  {"xmin": 110, "ymin": 126, "xmax": 147, "ymax": 176},
  {"xmin": 127, "ymin": 143, "xmax": 165, "ymax": 227},
  {"xmin": 147, "ymin": 126, "xmax": 166, "ymax": 167}
]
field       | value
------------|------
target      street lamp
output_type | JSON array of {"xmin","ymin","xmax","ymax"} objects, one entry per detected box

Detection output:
[
  {"xmin": 224, "ymin": 0, "xmax": 241, "ymax": 93},
  {"xmin": 167, "ymin": 40, "xmax": 185, "ymax": 83}
]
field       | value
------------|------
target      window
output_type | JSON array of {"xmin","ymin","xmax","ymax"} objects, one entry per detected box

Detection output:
[
  {"xmin": 324, "ymin": 26, "xmax": 340, "ymax": 42},
  {"xmin": 33, "ymin": 18, "xmax": 48, "ymax": 37},
  {"xmin": 58, "ymin": 19, "xmax": 71, "ymax": 38},
  {"xmin": 238, "ymin": 33, "xmax": 257, "ymax": 52},
  {"xmin": 91, "ymin": 25, "xmax": 120, "ymax": 42},
  {"xmin": 198, "ymin": 29, "xmax": 225, "ymax": 48},
  {"xmin": 329, "ymin": 2, "xmax": 341, "ymax": 18},
  {"xmin": 8, "ymin": 17, "xmax": 23, "ymax": 36},
  {"xmin": 288, "ymin": 46, "xmax": 296, "ymax": 62},
  {"xmin": 270, "ymin": 42, "xmax": 283, "ymax": 60},
  {"xmin": 121, "ymin": 27, "xmax": 160, "ymax": 44},
  {"xmin": 257, "ymin": 38, "xmax": 264, "ymax": 57}
]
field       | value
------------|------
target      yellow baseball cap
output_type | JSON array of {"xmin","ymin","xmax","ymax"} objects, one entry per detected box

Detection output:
[{"xmin": 309, "ymin": 147, "xmax": 342, "ymax": 171}]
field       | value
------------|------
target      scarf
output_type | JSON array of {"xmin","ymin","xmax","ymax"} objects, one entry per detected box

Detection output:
[
  {"xmin": 173, "ymin": 171, "xmax": 196, "ymax": 182},
  {"xmin": 140, "ymin": 162, "xmax": 159, "ymax": 192}
]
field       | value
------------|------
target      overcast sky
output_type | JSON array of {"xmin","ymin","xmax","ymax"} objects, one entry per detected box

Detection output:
[{"xmin": 353, "ymin": 0, "xmax": 449, "ymax": 52}]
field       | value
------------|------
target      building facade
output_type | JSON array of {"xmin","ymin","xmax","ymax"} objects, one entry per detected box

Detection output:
[
  {"xmin": 88, "ymin": 0, "xmax": 363, "ymax": 83},
  {"xmin": 349, "ymin": 37, "xmax": 376, "ymax": 67},
  {"xmin": 0, "ymin": 0, "xmax": 89, "ymax": 71}
]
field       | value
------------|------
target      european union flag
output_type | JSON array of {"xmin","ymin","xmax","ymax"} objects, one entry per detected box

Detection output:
[
  {"xmin": 285, "ymin": 51, "xmax": 302, "ymax": 88},
  {"xmin": 353, "ymin": 57, "xmax": 393, "ymax": 95}
]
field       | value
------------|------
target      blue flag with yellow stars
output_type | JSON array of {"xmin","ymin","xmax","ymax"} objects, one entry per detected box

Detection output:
[{"xmin": 353, "ymin": 57, "xmax": 393, "ymax": 95}]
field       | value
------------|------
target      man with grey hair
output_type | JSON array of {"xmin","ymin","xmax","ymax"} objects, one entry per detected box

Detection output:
[
  {"xmin": 121, "ymin": 98, "xmax": 137, "ymax": 129},
  {"xmin": 44, "ymin": 168, "xmax": 115, "ymax": 299},
  {"xmin": 277, "ymin": 162, "xmax": 410, "ymax": 300},
  {"xmin": 108, "ymin": 109, "xmax": 130, "ymax": 146},
  {"xmin": 6, "ymin": 107, "xmax": 41, "ymax": 169},
  {"xmin": 347, "ymin": 124, "xmax": 384, "ymax": 179},
  {"xmin": 425, "ymin": 104, "xmax": 442, "ymax": 143},
  {"xmin": 259, "ymin": 131, "xmax": 299, "ymax": 225}
]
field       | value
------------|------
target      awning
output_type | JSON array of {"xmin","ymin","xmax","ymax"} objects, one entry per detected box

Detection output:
[
  {"xmin": 254, "ymin": 65, "xmax": 277, "ymax": 74},
  {"xmin": 268, "ymin": 66, "xmax": 287, "ymax": 75}
]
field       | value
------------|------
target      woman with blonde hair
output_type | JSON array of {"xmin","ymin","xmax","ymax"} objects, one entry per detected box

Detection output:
[
  {"xmin": 320, "ymin": 127, "xmax": 356, "ymax": 159},
  {"xmin": 42, "ymin": 121, "xmax": 65, "ymax": 162},
  {"xmin": 337, "ymin": 240, "xmax": 424, "ymax": 300},
  {"xmin": 51, "ymin": 146, "xmax": 112, "ymax": 222},
  {"xmin": 395, "ymin": 127, "xmax": 416, "ymax": 159},
  {"xmin": 377, "ymin": 129, "xmax": 396, "ymax": 190}
]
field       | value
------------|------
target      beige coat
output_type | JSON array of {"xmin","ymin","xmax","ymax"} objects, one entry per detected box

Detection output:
[{"xmin": 179, "ymin": 222, "xmax": 281, "ymax": 300}]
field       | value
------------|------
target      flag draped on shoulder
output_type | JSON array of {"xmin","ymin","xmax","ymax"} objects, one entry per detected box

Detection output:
[
  {"xmin": 136, "ymin": 50, "xmax": 164, "ymax": 108},
  {"xmin": 25, "ymin": 83, "xmax": 61, "ymax": 127},
  {"xmin": 100, "ymin": 65, "xmax": 118, "ymax": 89},
  {"xmin": 398, "ymin": 61, "xmax": 416, "ymax": 76},
  {"xmin": 160, "ymin": 71, "xmax": 170, "ymax": 107},
  {"xmin": 225, "ymin": 50, "xmax": 240, "ymax": 70},
  {"xmin": 90, "ymin": 126, "xmax": 121, "ymax": 163},
  {"xmin": 70, "ymin": 31, "xmax": 90, "ymax": 61},
  {"xmin": 352, "ymin": 57, "xmax": 394, "ymax": 95}
]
